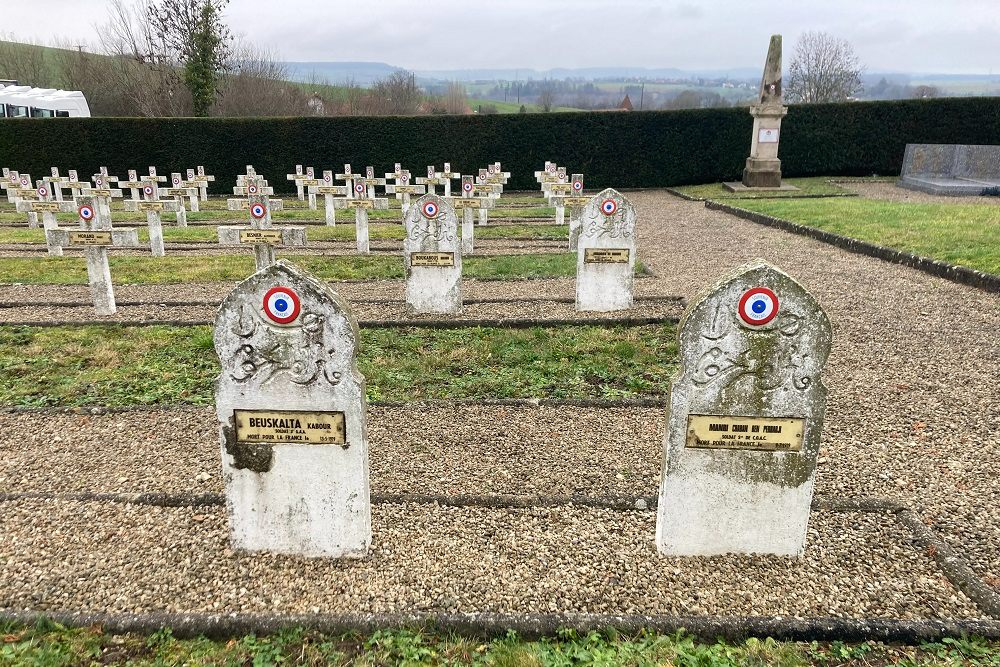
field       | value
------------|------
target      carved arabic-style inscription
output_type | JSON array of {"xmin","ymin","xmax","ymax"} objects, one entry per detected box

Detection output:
[
  {"xmin": 407, "ymin": 218, "xmax": 455, "ymax": 243},
  {"xmin": 582, "ymin": 214, "xmax": 634, "ymax": 239}
]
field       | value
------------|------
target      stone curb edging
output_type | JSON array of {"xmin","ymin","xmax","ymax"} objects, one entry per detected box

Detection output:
[
  {"xmin": 0, "ymin": 316, "xmax": 680, "ymax": 329},
  {"xmin": 664, "ymin": 188, "xmax": 860, "ymax": 202},
  {"xmin": 1, "ymin": 489, "xmax": 996, "ymax": 620},
  {"xmin": 0, "ymin": 609, "xmax": 997, "ymax": 643},
  {"xmin": 705, "ymin": 201, "xmax": 1000, "ymax": 294}
]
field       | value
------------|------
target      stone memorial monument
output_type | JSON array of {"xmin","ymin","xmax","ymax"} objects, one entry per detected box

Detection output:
[
  {"xmin": 575, "ymin": 188, "xmax": 636, "ymax": 312},
  {"xmin": 656, "ymin": 260, "xmax": 832, "ymax": 556},
  {"xmin": 403, "ymin": 194, "xmax": 462, "ymax": 314},
  {"xmin": 725, "ymin": 35, "xmax": 796, "ymax": 192},
  {"xmin": 898, "ymin": 144, "xmax": 1000, "ymax": 195},
  {"xmin": 213, "ymin": 260, "xmax": 371, "ymax": 557}
]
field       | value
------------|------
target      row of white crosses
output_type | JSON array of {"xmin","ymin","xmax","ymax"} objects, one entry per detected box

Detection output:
[{"xmin": 220, "ymin": 166, "xmax": 306, "ymax": 270}]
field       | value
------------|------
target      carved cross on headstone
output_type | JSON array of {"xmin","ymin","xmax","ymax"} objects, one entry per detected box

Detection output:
[{"xmin": 656, "ymin": 260, "xmax": 832, "ymax": 556}]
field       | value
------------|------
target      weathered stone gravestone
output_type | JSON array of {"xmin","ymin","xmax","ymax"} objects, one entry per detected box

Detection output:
[
  {"xmin": 575, "ymin": 189, "xmax": 636, "ymax": 312},
  {"xmin": 899, "ymin": 144, "xmax": 1000, "ymax": 195},
  {"xmin": 656, "ymin": 261, "xmax": 832, "ymax": 556},
  {"xmin": 213, "ymin": 260, "xmax": 371, "ymax": 557},
  {"xmin": 403, "ymin": 194, "xmax": 462, "ymax": 314},
  {"xmin": 724, "ymin": 35, "xmax": 796, "ymax": 192}
]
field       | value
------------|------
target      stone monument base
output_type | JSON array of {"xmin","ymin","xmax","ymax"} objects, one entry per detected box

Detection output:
[
  {"xmin": 898, "ymin": 175, "xmax": 1000, "ymax": 196},
  {"xmin": 723, "ymin": 181, "xmax": 800, "ymax": 193},
  {"xmin": 736, "ymin": 157, "xmax": 788, "ymax": 189}
]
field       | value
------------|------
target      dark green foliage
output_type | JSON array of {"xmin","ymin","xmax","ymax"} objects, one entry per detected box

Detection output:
[{"xmin": 1, "ymin": 97, "xmax": 998, "ymax": 193}]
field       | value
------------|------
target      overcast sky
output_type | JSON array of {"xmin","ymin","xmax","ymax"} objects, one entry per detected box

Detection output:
[{"xmin": 6, "ymin": 0, "xmax": 999, "ymax": 74}]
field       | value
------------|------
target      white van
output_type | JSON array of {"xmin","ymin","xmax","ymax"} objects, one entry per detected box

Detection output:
[{"xmin": 0, "ymin": 84, "xmax": 92, "ymax": 118}]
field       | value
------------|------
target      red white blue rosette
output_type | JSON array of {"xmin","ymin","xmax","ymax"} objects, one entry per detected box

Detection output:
[
  {"xmin": 143, "ymin": 185, "xmax": 154, "ymax": 196},
  {"xmin": 20, "ymin": 177, "xmax": 29, "ymax": 186},
  {"xmin": 247, "ymin": 183, "xmax": 258, "ymax": 194},
  {"xmin": 78, "ymin": 204, "xmax": 95, "ymax": 221},
  {"xmin": 572, "ymin": 179, "xmax": 583, "ymax": 192},
  {"xmin": 262, "ymin": 286, "xmax": 301, "ymax": 325},
  {"xmin": 37, "ymin": 186, "xmax": 48, "ymax": 198},
  {"xmin": 250, "ymin": 202, "xmax": 267, "ymax": 219},
  {"xmin": 462, "ymin": 181, "xmax": 473, "ymax": 193},
  {"xmin": 600, "ymin": 198, "xmax": 618, "ymax": 216},
  {"xmin": 354, "ymin": 182, "xmax": 365, "ymax": 194},
  {"xmin": 738, "ymin": 287, "xmax": 779, "ymax": 326},
  {"xmin": 422, "ymin": 199, "xmax": 440, "ymax": 218}
]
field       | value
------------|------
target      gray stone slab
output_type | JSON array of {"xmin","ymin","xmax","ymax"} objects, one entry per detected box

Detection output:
[{"xmin": 899, "ymin": 144, "xmax": 1000, "ymax": 196}]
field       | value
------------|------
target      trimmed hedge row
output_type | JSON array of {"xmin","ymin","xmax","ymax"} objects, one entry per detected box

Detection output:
[{"xmin": 1, "ymin": 97, "xmax": 999, "ymax": 193}]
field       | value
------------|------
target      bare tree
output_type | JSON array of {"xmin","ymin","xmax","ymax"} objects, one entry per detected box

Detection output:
[
  {"xmin": 786, "ymin": 31, "xmax": 864, "ymax": 103},
  {"xmin": 0, "ymin": 33, "xmax": 58, "ymax": 86},
  {"xmin": 444, "ymin": 81, "xmax": 468, "ymax": 114},
  {"xmin": 368, "ymin": 70, "xmax": 421, "ymax": 115},
  {"xmin": 911, "ymin": 85, "xmax": 940, "ymax": 99},
  {"xmin": 538, "ymin": 82, "xmax": 555, "ymax": 112},
  {"xmin": 212, "ymin": 42, "xmax": 306, "ymax": 116}
]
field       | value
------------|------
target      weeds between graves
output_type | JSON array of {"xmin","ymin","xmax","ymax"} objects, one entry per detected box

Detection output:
[
  {"xmin": 723, "ymin": 198, "xmax": 1000, "ymax": 275},
  {"xmin": 1, "ymin": 620, "xmax": 996, "ymax": 666},
  {"xmin": 674, "ymin": 177, "xmax": 860, "ymax": 200},
  {"xmin": 0, "ymin": 223, "xmax": 569, "ymax": 243},
  {"xmin": 0, "ymin": 323, "xmax": 677, "ymax": 407},
  {"xmin": 0, "ymin": 253, "xmax": 629, "ymax": 284}
]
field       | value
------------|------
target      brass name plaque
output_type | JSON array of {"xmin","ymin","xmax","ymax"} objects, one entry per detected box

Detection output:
[
  {"xmin": 316, "ymin": 186, "xmax": 342, "ymax": 194},
  {"xmin": 411, "ymin": 251, "xmax": 455, "ymax": 267},
  {"xmin": 392, "ymin": 186, "xmax": 422, "ymax": 194},
  {"xmin": 564, "ymin": 196, "xmax": 591, "ymax": 206},
  {"xmin": 300, "ymin": 179, "xmax": 320, "ymax": 186},
  {"xmin": 164, "ymin": 188, "xmax": 191, "ymax": 196},
  {"xmin": 584, "ymin": 248, "xmax": 630, "ymax": 263},
  {"xmin": 137, "ymin": 202, "xmax": 164, "ymax": 211},
  {"xmin": 69, "ymin": 231, "xmax": 112, "ymax": 245},
  {"xmin": 86, "ymin": 189, "xmax": 113, "ymax": 196},
  {"xmin": 348, "ymin": 200, "xmax": 374, "ymax": 209},
  {"xmin": 451, "ymin": 198, "xmax": 482, "ymax": 209},
  {"xmin": 15, "ymin": 189, "xmax": 37, "ymax": 198},
  {"xmin": 548, "ymin": 183, "xmax": 573, "ymax": 193},
  {"xmin": 239, "ymin": 229, "xmax": 283, "ymax": 244},
  {"xmin": 32, "ymin": 202, "xmax": 60, "ymax": 212},
  {"xmin": 685, "ymin": 414, "xmax": 804, "ymax": 452},
  {"xmin": 234, "ymin": 409, "xmax": 346, "ymax": 446}
]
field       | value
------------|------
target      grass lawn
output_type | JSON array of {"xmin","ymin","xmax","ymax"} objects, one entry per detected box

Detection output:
[
  {"xmin": 0, "ymin": 323, "xmax": 677, "ymax": 406},
  {"xmin": 0, "ymin": 223, "xmax": 569, "ymax": 244},
  {"xmin": 0, "ymin": 253, "xmax": 606, "ymax": 284},
  {"xmin": 674, "ymin": 177, "xmax": 866, "ymax": 200},
  {"xmin": 1, "ymin": 620, "xmax": 996, "ymax": 666},
  {"xmin": 726, "ymin": 198, "xmax": 1000, "ymax": 275}
]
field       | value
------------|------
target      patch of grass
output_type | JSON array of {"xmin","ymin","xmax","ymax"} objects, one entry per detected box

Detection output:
[
  {"xmin": 1, "ymin": 622, "xmax": 997, "ymax": 667},
  {"xmin": 725, "ymin": 198, "xmax": 1000, "ymax": 275},
  {"xmin": 675, "ymin": 177, "xmax": 857, "ymax": 200},
  {"xmin": 0, "ymin": 253, "xmax": 592, "ymax": 285},
  {"xmin": 0, "ymin": 323, "xmax": 677, "ymax": 406}
]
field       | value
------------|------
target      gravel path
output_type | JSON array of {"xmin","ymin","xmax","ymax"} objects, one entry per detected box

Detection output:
[
  {"xmin": 639, "ymin": 190, "xmax": 1000, "ymax": 596},
  {"xmin": 838, "ymin": 181, "xmax": 1000, "ymax": 205},
  {"xmin": 0, "ymin": 296, "xmax": 683, "ymax": 324},
  {"xmin": 0, "ymin": 497, "xmax": 979, "ymax": 618},
  {"xmin": 0, "ymin": 188, "xmax": 997, "ymax": 619}
]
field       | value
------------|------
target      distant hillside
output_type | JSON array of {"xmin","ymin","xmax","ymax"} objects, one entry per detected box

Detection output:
[{"xmin": 283, "ymin": 61, "xmax": 404, "ymax": 86}]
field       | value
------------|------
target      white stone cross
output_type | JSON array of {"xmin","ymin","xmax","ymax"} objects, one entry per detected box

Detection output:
[
  {"xmin": 416, "ymin": 165, "xmax": 448, "ymax": 196},
  {"xmin": 123, "ymin": 180, "xmax": 182, "ymax": 257},
  {"xmin": 286, "ymin": 164, "xmax": 311, "ymax": 202},
  {"xmin": 310, "ymin": 170, "xmax": 348, "ymax": 226},
  {"xmin": 385, "ymin": 170, "xmax": 426, "ymax": 218},
  {"xmin": 437, "ymin": 162, "xmax": 461, "ymax": 197},
  {"xmin": 219, "ymin": 189, "xmax": 306, "ymax": 271},
  {"xmin": 7, "ymin": 173, "xmax": 39, "ymax": 227},
  {"xmin": 162, "ymin": 173, "xmax": 200, "ymax": 227},
  {"xmin": 332, "ymin": 181, "xmax": 389, "ymax": 254},
  {"xmin": 575, "ymin": 188, "xmax": 636, "ymax": 312},
  {"xmin": 404, "ymin": 194, "xmax": 462, "ymax": 314},
  {"xmin": 656, "ymin": 260, "xmax": 832, "ymax": 556},
  {"xmin": 213, "ymin": 259, "xmax": 371, "ymax": 557},
  {"xmin": 444, "ymin": 175, "xmax": 495, "ymax": 254},
  {"xmin": 473, "ymin": 170, "xmax": 503, "ymax": 226},
  {"xmin": 45, "ymin": 194, "xmax": 140, "ymax": 315},
  {"xmin": 190, "ymin": 165, "xmax": 215, "ymax": 202},
  {"xmin": 562, "ymin": 174, "xmax": 590, "ymax": 250},
  {"xmin": 14, "ymin": 182, "xmax": 64, "ymax": 255},
  {"xmin": 117, "ymin": 169, "xmax": 145, "ymax": 201},
  {"xmin": 41, "ymin": 167, "xmax": 70, "ymax": 202}
]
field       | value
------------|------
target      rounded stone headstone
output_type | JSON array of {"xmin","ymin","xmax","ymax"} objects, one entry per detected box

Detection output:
[
  {"xmin": 575, "ymin": 188, "xmax": 636, "ymax": 312},
  {"xmin": 403, "ymin": 194, "xmax": 462, "ymax": 314}
]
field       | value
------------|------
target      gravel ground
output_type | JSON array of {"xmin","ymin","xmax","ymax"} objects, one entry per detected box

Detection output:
[
  {"xmin": 0, "ymin": 295, "xmax": 683, "ymax": 324},
  {"xmin": 640, "ymin": 191, "xmax": 1000, "ymax": 595},
  {"xmin": 0, "ymin": 277, "xmax": 664, "ymax": 306},
  {"xmin": 0, "ymin": 188, "xmax": 996, "ymax": 619},
  {"xmin": 837, "ymin": 181, "xmax": 1000, "ymax": 205},
  {"xmin": 0, "ymin": 497, "xmax": 979, "ymax": 618}
]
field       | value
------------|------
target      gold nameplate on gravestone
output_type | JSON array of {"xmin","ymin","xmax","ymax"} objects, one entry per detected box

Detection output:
[
  {"xmin": 584, "ymin": 248, "xmax": 630, "ymax": 263},
  {"xmin": 393, "ymin": 186, "xmax": 422, "ymax": 194},
  {"xmin": 15, "ymin": 189, "xmax": 37, "ymax": 198},
  {"xmin": 69, "ymin": 231, "xmax": 113, "ymax": 245},
  {"xmin": 349, "ymin": 200, "xmax": 374, "ymax": 209},
  {"xmin": 300, "ymin": 179, "xmax": 320, "ymax": 186},
  {"xmin": 548, "ymin": 183, "xmax": 573, "ymax": 193},
  {"xmin": 239, "ymin": 229, "xmax": 283, "ymax": 244},
  {"xmin": 233, "ymin": 409, "xmax": 346, "ymax": 445},
  {"xmin": 87, "ymin": 189, "xmax": 113, "ymax": 196},
  {"xmin": 564, "ymin": 197, "xmax": 591, "ymax": 206},
  {"xmin": 411, "ymin": 252, "xmax": 455, "ymax": 267},
  {"xmin": 316, "ymin": 187, "xmax": 342, "ymax": 194},
  {"xmin": 685, "ymin": 414, "xmax": 804, "ymax": 452},
  {"xmin": 451, "ymin": 199, "xmax": 482, "ymax": 209},
  {"xmin": 137, "ymin": 202, "xmax": 164, "ymax": 211},
  {"xmin": 32, "ymin": 202, "xmax": 61, "ymax": 212}
]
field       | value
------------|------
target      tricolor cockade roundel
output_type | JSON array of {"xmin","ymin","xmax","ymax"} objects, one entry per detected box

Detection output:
[
  {"xmin": 262, "ymin": 286, "xmax": 301, "ymax": 325},
  {"xmin": 250, "ymin": 203, "xmax": 267, "ymax": 219},
  {"xmin": 422, "ymin": 200, "xmax": 440, "ymax": 218},
  {"xmin": 37, "ymin": 186, "xmax": 48, "ymax": 198},
  {"xmin": 248, "ymin": 184, "xmax": 258, "ymax": 194},
  {"xmin": 143, "ymin": 185, "xmax": 154, "ymax": 196},
  {"xmin": 572, "ymin": 179, "xmax": 583, "ymax": 192},
  {"xmin": 463, "ymin": 181, "xmax": 473, "ymax": 193},
  {"xmin": 78, "ymin": 204, "xmax": 95, "ymax": 221},
  {"xmin": 738, "ymin": 287, "xmax": 779, "ymax": 326},
  {"xmin": 355, "ymin": 182, "xmax": 365, "ymax": 194},
  {"xmin": 600, "ymin": 199, "xmax": 618, "ymax": 216}
]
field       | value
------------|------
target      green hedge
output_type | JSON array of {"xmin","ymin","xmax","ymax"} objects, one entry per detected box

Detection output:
[{"xmin": 2, "ymin": 97, "xmax": 999, "ymax": 192}]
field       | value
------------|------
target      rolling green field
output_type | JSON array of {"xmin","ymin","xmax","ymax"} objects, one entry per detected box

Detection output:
[{"xmin": 725, "ymin": 198, "xmax": 1000, "ymax": 275}]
